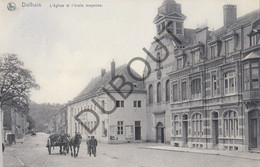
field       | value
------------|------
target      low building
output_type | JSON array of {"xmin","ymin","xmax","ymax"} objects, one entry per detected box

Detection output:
[
  {"xmin": 66, "ymin": 61, "xmax": 147, "ymax": 143},
  {"xmin": 3, "ymin": 108, "xmax": 30, "ymax": 143}
]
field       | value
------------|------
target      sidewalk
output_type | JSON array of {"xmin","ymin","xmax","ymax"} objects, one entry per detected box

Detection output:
[
  {"xmin": 140, "ymin": 144, "xmax": 260, "ymax": 161},
  {"xmin": 3, "ymin": 147, "xmax": 25, "ymax": 167}
]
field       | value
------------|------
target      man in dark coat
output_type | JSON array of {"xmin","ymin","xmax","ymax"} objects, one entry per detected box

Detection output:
[
  {"xmin": 86, "ymin": 136, "xmax": 91, "ymax": 156},
  {"xmin": 90, "ymin": 136, "xmax": 97, "ymax": 157}
]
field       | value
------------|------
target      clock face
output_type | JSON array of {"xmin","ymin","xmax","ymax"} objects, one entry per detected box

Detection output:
[{"xmin": 157, "ymin": 70, "xmax": 162, "ymax": 80}]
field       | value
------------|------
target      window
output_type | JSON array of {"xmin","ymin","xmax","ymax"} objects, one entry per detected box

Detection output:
[
  {"xmin": 176, "ymin": 22, "xmax": 183, "ymax": 34},
  {"xmin": 117, "ymin": 121, "xmax": 123, "ymax": 135},
  {"xmin": 181, "ymin": 82, "xmax": 187, "ymax": 101},
  {"xmin": 191, "ymin": 79, "xmax": 201, "ymax": 99},
  {"xmin": 193, "ymin": 51, "xmax": 200, "ymax": 64},
  {"xmin": 165, "ymin": 80, "xmax": 170, "ymax": 102},
  {"xmin": 133, "ymin": 101, "xmax": 141, "ymax": 108},
  {"xmin": 251, "ymin": 62, "xmax": 259, "ymax": 89},
  {"xmin": 157, "ymin": 24, "xmax": 160, "ymax": 33},
  {"xmin": 161, "ymin": 22, "xmax": 165, "ymax": 31},
  {"xmin": 192, "ymin": 113, "xmax": 203, "ymax": 137},
  {"xmin": 211, "ymin": 45, "xmax": 217, "ymax": 58},
  {"xmin": 133, "ymin": 101, "xmax": 137, "ymax": 107},
  {"xmin": 177, "ymin": 58, "xmax": 183, "ymax": 69},
  {"xmin": 101, "ymin": 100, "xmax": 105, "ymax": 109},
  {"xmin": 225, "ymin": 40, "xmax": 233, "ymax": 55},
  {"xmin": 167, "ymin": 21, "xmax": 174, "ymax": 33},
  {"xmin": 173, "ymin": 84, "xmax": 178, "ymax": 102},
  {"xmin": 148, "ymin": 85, "xmax": 153, "ymax": 104},
  {"xmin": 224, "ymin": 72, "xmax": 236, "ymax": 95},
  {"xmin": 138, "ymin": 101, "xmax": 141, "ymax": 107},
  {"xmin": 223, "ymin": 110, "xmax": 238, "ymax": 137},
  {"xmin": 250, "ymin": 33, "xmax": 259, "ymax": 46},
  {"xmin": 212, "ymin": 75, "xmax": 217, "ymax": 96},
  {"xmin": 116, "ymin": 100, "xmax": 124, "ymax": 107},
  {"xmin": 243, "ymin": 63, "xmax": 250, "ymax": 90},
  {"xmin": 172, "ymin": 115, "xmax": 179, "ymax": 136},
  {"xmin": 157, "ymin": 82, "xmax": 162, "ymax": 103},
  {"xmin": 102, "ymin": 121, "xmax": 107, "ymax": 137}
]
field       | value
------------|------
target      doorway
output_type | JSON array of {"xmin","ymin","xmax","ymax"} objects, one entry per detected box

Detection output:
[
  {"xmin": 211, "ymin": 112, "xmax": 219, "ymax": 147},
  {"xmin": 249, "ymin": 110, "xmax": 260, "ymax": 149},
  {"xmin": 182, "ymin": 114, "xmax": 188, "ymax": 146},
  {"xmin": 156, "ymin": 122, "xmax": 164, "ymax": 143},
  {"xmin": 135, "ymin": 121, "xmax": 141, "ymax": 140}
]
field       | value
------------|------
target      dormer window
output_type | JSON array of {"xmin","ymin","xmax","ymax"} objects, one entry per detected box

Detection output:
[
  {"xmin": 250, "ymin": 33, "xmax": 259, "ymax": 46},
  {"xmin": 177, "ymin": 58, "xmax": 183, "ymax": 70},
  {"xmin": 193, "ymin": 50, "xmax": 200, "ymax": 64},
  {"xmin": 211, "ymin": 45, "xmax": 217, "ymax": 58},
  {"xmin": 249, "ymin": 18, "xmax": 260, "ymax": 46},
  {"xmin": 225, "ymin": 39, "xmax": 233, "ymax": 55},
  {"xmin": 191, "ymin": 43, "xmax": 204, "ymax": 64}
]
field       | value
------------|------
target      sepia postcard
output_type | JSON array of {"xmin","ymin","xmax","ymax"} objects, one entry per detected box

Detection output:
[{"xmin": 0, "ymin": 0, "xmax": 260, "ymax": 166}]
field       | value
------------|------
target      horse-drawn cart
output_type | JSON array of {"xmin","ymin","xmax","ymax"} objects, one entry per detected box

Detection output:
[{"xmin": 46, "ymin": 133, "xmax": 69, "ymax": 155}]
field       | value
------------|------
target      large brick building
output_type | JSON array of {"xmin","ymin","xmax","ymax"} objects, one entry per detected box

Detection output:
[{"xmin": 144, "ymin": 0, "xmax": 260, "ymax": 151}]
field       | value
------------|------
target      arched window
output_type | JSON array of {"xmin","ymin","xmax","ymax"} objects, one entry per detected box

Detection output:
[
  {"xmin": 224, "ymin": 71, "xmax": 236, "ymax": 95},
  {"xmin": 157, "ymin": 82, "xmax": 162, "ymax": 103},
  {"xmin": 223, "ymin": 110, "xmax": 238, "ymax": 137},
  {"xmin": 172, "ymin": 114, "xmax": 179, "ymax": 136},
  {"xmin": 148, "ymin": 84, "xmax": 153, "ymax": 104},
  {"xmin": 165, "ymin": 80, "xmax": 170, "ymax": 102},
  {"xmin": 192, "ymin": 113, "xmax": 202, "ymax": 137}
]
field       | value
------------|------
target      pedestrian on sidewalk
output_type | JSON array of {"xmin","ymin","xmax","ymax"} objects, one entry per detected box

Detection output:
[
  {"xmin": 90, "ymin": 136, "xmax": 97, "ymax": 157},
  {"xmin": 2, "ymin": 143, "xmax": 5, "ymax": 152},
  {"xmin": 86, "ymin": 136, "xmax": 91, "ymax": 156}
]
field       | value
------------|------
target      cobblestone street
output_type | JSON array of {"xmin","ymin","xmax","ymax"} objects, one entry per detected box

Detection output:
[{"xmin": 3, "ymin": 133, "xmax": 260, "ymax": 167}]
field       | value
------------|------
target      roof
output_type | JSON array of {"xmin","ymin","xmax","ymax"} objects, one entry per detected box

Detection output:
[
  {"xmin": 242, "ymin": 51, "xmax": 260, "ymax": 61},
  {"xmin": 181, "ymin": 28, "xmax": 196, "ymax": 46},
  {"xmin": 73, "ymin": 64, "xmax": 145, "ymax": 102},
  {"xmin": 212, "ymin": 9, "xmax": 260, "ymax": 38}
]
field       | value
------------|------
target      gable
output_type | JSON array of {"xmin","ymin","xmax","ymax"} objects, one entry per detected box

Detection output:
[
  {"xmin": 168, "ymin": 12, "xmax": 186, "ymax": 20},
  {"xmin": 153, "ymin": 14, "xmax": 165, "ymax": 23}
]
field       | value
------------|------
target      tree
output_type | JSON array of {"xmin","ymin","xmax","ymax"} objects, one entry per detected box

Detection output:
[
  {"xmin": 0, "ymin": 54, "xmax": 39, "ymax": 165},
  {"xmin": 0, "ymin": 54, "xmax": 39, "ymax": 110}
]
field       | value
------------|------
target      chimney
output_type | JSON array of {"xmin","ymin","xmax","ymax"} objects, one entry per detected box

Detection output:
[
  {"xmin": 101, "ymin": 69, "xmax": 106, "ymax": 77},
  {"xmin": 111, "ymin": 60, "xmax": 115, "ymax": 78},
  {"xmin": 223, "ymin": 4, "xmax": 237, "ymax": 28}
]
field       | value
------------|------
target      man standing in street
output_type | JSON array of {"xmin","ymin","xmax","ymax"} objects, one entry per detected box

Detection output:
[
  {"xmin": 86, "ymin": 136, "xmax": 91, "ymax": 156},
  {"xmin": 90, "ymin": 136, "xmax": 97, "ymax": 157}
]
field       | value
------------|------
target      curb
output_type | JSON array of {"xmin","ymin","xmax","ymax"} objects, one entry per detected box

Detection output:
[{"xmin": 139, "ymin": 147, "xmax": 260, "ymax": 161}]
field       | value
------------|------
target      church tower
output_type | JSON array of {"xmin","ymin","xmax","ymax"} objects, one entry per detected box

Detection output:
[{"xmin": 154, "ymin": 0, "xmax": 186, "ymax": 37}]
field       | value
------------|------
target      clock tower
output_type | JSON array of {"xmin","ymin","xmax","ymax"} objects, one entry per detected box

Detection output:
[{"xmin": 154, "ymin": 0, "xmax": 186, "ymax": 37}]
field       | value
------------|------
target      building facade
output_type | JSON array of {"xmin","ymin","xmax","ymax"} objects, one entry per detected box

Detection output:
[
  {"xmin": 145, "ymin": 0, "xmax": 260, "ymax": 151},
  {"xmin": 66, "ymin": 61, "xmax": 147, "ymax": 143}
]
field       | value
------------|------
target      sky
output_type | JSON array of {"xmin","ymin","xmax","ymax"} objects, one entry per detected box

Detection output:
[{"xmin": 0, "ymin": 0, "xmax": 259, "ymax": 104}]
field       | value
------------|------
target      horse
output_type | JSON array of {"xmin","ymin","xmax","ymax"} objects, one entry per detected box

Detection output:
[
  {"xmin": 69, "ymin": 133, "xmax": 82, "ymax": 157},
  {"xmin": 58, "ymin": 134, "xmax": 70, "ymax": 155}
]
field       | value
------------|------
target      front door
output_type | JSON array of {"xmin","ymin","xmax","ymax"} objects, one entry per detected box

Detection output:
[
  {"xmin": 135, "ymin": 121, "xmax": 141, "ymax": 140},
  {"xmin": 212, "ymin": 112, "xmax": 219, "ymax": 147},
  {"xmin": 249, "ymin": 110, "xmax": 260, "ymax": 150},
  {"xmin": 156, "ymin": 122, "xmax": 164, "ymax": 143},
  {"xmin": 251, "ymin": 119, "xmax": 258, "ymax": 148},
  {"xmin": 212, "ymin": 120, "xmax": 219, "ymax": 145},
  {"xmin": 182, "ymin": 114, "xmax": 188, "ymax": 146}
]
